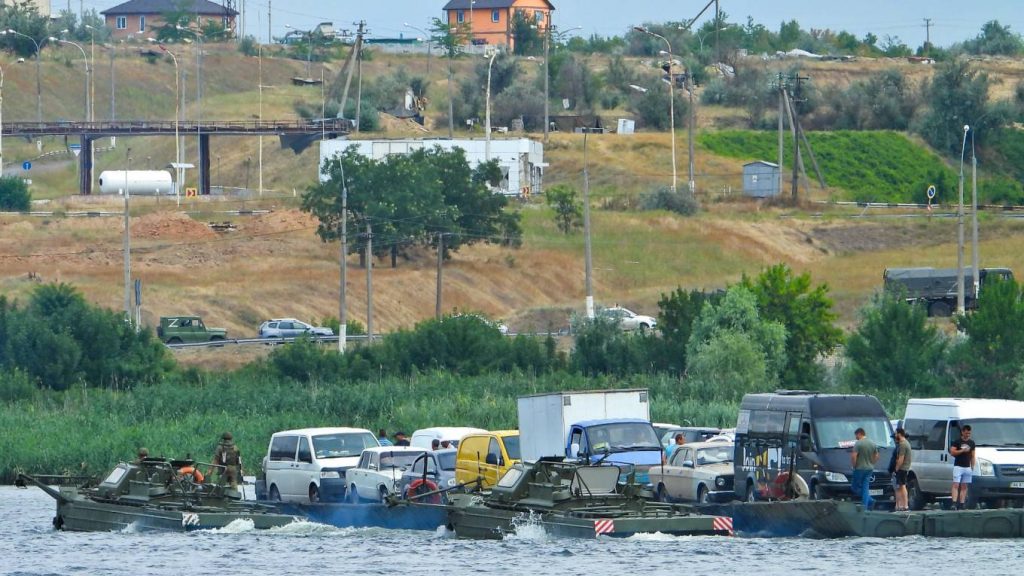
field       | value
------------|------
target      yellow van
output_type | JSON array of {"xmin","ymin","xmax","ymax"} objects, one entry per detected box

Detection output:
[{"xmin": 455, "ymin": 430, "xmax": 520, "ymax": 489}]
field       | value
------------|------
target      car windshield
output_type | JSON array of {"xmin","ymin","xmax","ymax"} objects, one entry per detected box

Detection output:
[
  {"xmin": 503, "ymin": 435, "xmax": 521, "ymax": 460},
  {"xmin": 312, "ymin": 432, "xmax": 378, "ymax": 459},
  {"xmin": 380, "ymin": 450, "xmax": 426, "ymax": 469},
  {"xmin": 436, "ymin": 452, "xmax": 457, "ymax": 470},
  {"xmin": 696, "ymin": 446, "xmax": 734, "ymax": 465},
  {"xmin": 962, "ymin": 419, "xmax": 1024, "ymax": 447},
  {"xmin": 815, "ymin": 418, "xmax": 894, "ymax": 449},
  {"xmin": 589, "ymin": 423, "xmax": 661, "ymax": 452}
]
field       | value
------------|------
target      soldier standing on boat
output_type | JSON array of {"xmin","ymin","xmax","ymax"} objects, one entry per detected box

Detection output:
[
  {"xmin": 893, "ymin": 428, "xmax": 913, "ymax": 511},
  {"xmin": 850, "ymin": 427, "xmax": 879, "ymax": 508},
  {"xmin": 209, "ymin": 432, "xmax": 243, "ymax": 489}
]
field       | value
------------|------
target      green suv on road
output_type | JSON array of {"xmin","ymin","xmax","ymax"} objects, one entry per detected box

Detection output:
[{"xmin": 157, "ymin": 316, "xmax": 227, "ymax": 344}]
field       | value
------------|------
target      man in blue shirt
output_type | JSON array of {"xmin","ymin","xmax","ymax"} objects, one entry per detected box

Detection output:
[
  {"xmin": 665, "ymin": 434, "xmax": 685, "ymax": 461},
  {"xmin": 378, "ymin": 429, "xmax": 393, "ymax": 447}
]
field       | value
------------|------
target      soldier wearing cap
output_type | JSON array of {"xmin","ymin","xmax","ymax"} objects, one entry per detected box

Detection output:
[
  {"xmin": 133, "ymin": 447, "xmax": 149, "ymax": 465},
  {"xmin": 209, "ymin": 432, "xmax": 243, "ymax": 489}
]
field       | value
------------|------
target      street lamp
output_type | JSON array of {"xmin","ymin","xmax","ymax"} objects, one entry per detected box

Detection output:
[
  {"xmin": 150, "ymin": 39, "xmax": 181, "ymax": 205},
  {"xmin": 3, "ymin": 29, "xmax": 44, "ymax": 123},
  {"xmin": 177, "ymin": 25, "xmax": 205, "ymax": 194},
  {"xmin": 484, "ymin": 49, "xmax": 497, "ymax": 161},
  {"xmin": 0, "ymin": 64, "xmax": 4, "ymax": 174},
  {"xmin": 404, "ymin": 23, "xmax": 431, "ymax": 75},
  {"xmin": 582, "ymin": 127, "xmax": 596, "ymax": 319},
  {"xmin": 50, "ymin": 37, "xmax": 90, "ymax": 121},
  {"xmin": 957, "ymin": 124, "xmax": 970, "ymax": 315},
  {"xmin": 635, "ymin": 27, "xmax": 677, "ymax": 192},
  {"xmin": 285, "ymin": 24, "xmax": 314, "ymax": 79}
]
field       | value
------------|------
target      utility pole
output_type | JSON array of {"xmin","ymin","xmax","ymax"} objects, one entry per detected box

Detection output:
[
  {"xmin": 543, "ymin": 23, "xmax": 550, "ymax": 143},
  {"xmin": 365, "ymin": 221, "xmax": 374, "ymax": 342},
  {"xmin": 923, "ymin": 18, "xmax": 933, "ymax": 56},
  {"xmin": 110, "ymin": 44, "xmax": 116, "ymax": 120},
  {"xmin": 436, "ymin": 232, "xmax": 446, "ymax": 319},
  {"xmin": 971, "ymin": 130, "xmax": 979, "ymax": 302},
  {"xmin": 582, "ymin": 128, "xmax": 594, "ymax": 319},
  {"xmin": 777, "ymin": 73, "xmax": 785, "ymax": 196},
  {"xmin": 355, "ymin": 37, "xmax": 363, "ymax": 133},
  {"xmin": 268, "ymin": 1, "xmax": 272, "ymax": 45},
  {"xmin": 957, "ymin": 125, "xmax": 969, "ymax": 315},
  {"xmin": 123, "ymin": 147, "xmax": 133, "ymax": 326}
]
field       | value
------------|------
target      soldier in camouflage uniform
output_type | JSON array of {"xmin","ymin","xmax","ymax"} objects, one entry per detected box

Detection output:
[{"xmin": 209, "ymin": 432, "xmax": 242, "ymax": 489}]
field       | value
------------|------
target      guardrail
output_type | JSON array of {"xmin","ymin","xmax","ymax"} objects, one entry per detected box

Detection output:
[{"xmin": 164, "ymin": 331, "xmax": 568, "ymax": 349}]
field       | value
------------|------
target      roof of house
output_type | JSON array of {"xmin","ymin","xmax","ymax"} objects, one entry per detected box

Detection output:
[
  {"xmin": 101, "ymin": 0, "xmax": 238, "ymax": 16},
  {"xmin": 443, "ymin": 0, "xmax": 554, "ymax": 10}
]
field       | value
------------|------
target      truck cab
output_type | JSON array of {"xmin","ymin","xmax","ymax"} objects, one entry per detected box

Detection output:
[{"xmin": 566, "ymin": 419, "xmax": 663, "ymax": 484}]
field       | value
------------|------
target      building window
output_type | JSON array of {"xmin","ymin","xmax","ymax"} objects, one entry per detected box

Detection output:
[
  {"xmin": 139, "ymin": 16, "xmax": 146, "ymax": 32},
  {"xmin": 492, "ymin": 9, "xmax": 500, "ymax": 23},
  {"xmin": 456, "ymin": 10, "xmax": 465, "ymax": 24},
  {"xmin": 116, "ymin": 16, "xmax": 126, "ymax": 29},
  {"xmin": 535, "ymin": 10, "xmax": 545, "ymax": 22}
]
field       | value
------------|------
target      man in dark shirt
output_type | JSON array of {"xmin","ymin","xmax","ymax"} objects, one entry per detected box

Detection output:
[{"xmin": 949, "ymin": 425, "xmax": 976, "ymax": 510}]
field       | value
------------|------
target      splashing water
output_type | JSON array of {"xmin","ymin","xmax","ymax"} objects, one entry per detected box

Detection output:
[{"xmin": 506, "ymin": 511, "xmax": 549, "ymax": 541}]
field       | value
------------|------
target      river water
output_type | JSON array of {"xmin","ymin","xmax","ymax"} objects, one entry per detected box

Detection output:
[{"xmin": 2, "ymin": 486, "xmax": 1022, "ymax": 576}]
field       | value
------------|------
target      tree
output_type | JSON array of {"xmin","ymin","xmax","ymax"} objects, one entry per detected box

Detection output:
[
  {"xmin": 741, "ymin": 264, "xmax": 843, "ymax": 388},
  {"xmin": 430, "ymin": 17, "xmax": 472, "ymax": 137},
  {"xmin": 844, "ymin": 290, "xmax": 947, "ymax": 395},
  {"xmin": 511, "ymin": 10, "xmax": 542, "ymax": 56},
  {"xmin": 917, "ymin": 59, "xmax": 1010, "ymax": 155},
  {"xmin": 686, "ymin": 286, "xmax": 787, "ymax": 398},
  {"xmin": 950, "ymin": 276, "xmax": 1024, "ymax": 398},
  {"xmin": 0, "ymin": 1, "xmax": 50, "ymax": 57},
  {"xmin": 649, "ymin": 288, "xmax": 722, "ymax": 374},
  {"xmin": 155, "ymin": 1, "xmax": 195, "ymax": 42},
  {"xmin": 0, "ymin": 176, "xmax": 30, "ymax": 211},
  {"xmin": 545, "ymin": 184, "xmax": 582, "ymax": 234},
  {"xmin": 962, "ymin": 20, "xmax": 1023, "ymax": 56}
]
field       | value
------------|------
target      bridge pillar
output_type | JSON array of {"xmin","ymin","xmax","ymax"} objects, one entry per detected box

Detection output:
[
  {"xmin": 199, "ymin": 133, "xmax": 211, "ymax": 195},
  {"xmin": 79, "ymin": 135, "xmax": 93, "ymax": 195}
]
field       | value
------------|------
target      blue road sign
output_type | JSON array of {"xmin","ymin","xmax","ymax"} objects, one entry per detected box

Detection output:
[
  {"xmin": 22, "ymin": 161, "xmax": 31, "ymax": 171},
  {"xmin": 927, "ymin": 185, "xmax": 936, "ymax": 199}
]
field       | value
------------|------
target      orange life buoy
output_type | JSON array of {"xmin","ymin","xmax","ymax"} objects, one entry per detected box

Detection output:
[
  {"xmin": 179, "ymin": 466, "xmax": 204, "ymax": 484},
  {"xmin": 407, "ymin": 478, "xmax": 440, "ymax": 504}
]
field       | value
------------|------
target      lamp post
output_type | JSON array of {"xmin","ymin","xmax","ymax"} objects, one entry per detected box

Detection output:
[
  {"xmin": 404, "ymin": 23, "xmax": 431, "ymax": 75},
  {"xmin": 3, "ymin": 29, "xmax": 43, "ymax": 123},
  {"xmin": 484, "ymin": 49, "xmax": 497, "ymax": 161},
  {"xmin": 957, "ymin": 124, "xmax": 970, "ymax": 315},
  {"xmin": 50, "ymin": 37, "xmax": 90, "ymax": 121},
  {"xmin": 635, "ymin": 27, "xmax": 676, "ymax": 192},
  {"xmin": 542, "ymin": 24, "xmax": 582, "ymax": 143},
  {"xmin": 582, "ymin": 127, "xmax": 595, "ymax": 319},
  {"xmin": 0, "ymin": 64, "xmax": 4, "ymax": 174},
  {"xmin": 151, "ymin": 40, "xmax": 181, "ymax": 205},
  {"xmin": 176, "ymin": 25, "xmax": 205, "ymax": 195}
]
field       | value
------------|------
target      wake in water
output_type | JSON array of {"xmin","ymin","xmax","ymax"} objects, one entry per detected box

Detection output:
[{"xmin": 505, "ymin": 511, "xmax": 549, "ymax": 541}]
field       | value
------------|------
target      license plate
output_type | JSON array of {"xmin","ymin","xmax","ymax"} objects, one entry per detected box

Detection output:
[
  {"xmin": 1011, "ymin": 482, "xmax": 1024, "ymax": 488},
  {"xmin": 869, "ymin": 489, "xmax": 883, "ymax": 496}
]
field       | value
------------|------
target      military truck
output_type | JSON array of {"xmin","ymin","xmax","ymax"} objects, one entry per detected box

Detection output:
[
  {"xmin": 883, "ymin": 267, "xmax": 1014, "ymax": 317},
  {"xmin": 157, "ymin": 316, "xmax": 227, "ymax": 344}
]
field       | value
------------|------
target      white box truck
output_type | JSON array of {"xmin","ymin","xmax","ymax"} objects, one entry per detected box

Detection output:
[{"xmin": 517, "ymin": 389, "xmax": 661, "ymax": 483}]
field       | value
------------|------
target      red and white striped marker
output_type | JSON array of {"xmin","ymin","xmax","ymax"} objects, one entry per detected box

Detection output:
[
  {"xmin": 594, "ymin": 518, "xmax": 615, "ymax": 535},
  {"xmin": 712, "ymin": 516, "xmax": 734, "ymax": 536}
]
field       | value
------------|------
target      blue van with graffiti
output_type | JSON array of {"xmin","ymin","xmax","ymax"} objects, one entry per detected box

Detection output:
[{"xmin": 733, "ymin": 391, "xmax": 894, "ymax": 502}]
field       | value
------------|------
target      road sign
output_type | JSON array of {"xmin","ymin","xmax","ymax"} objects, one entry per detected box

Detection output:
[
  {"xmin": 185, "ymin": 188, "xmax": 198, "ymax": 197},
  {"xmin": 69, "ymin": 144, "xmax": 81, "ymax": 158},
  {"xmin": 22, "ymin": 161, "xmax": 31, "ymax": 171},
  {"xmin": 927, "ymin": 185, "xmax": 936, "ymax": 199}
]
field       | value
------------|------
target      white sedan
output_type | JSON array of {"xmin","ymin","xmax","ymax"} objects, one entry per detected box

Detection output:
[
  {"xmin": 599, "ymin": 307, "xmax": 657, "ymax": 332},
  {"xmin": 346, "ymin": 446, "xmax": 427, "ymax": 503}
]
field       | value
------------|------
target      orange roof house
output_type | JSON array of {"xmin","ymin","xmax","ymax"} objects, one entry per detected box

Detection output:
[{"xmin": 442, "ymin": 0, "xmax": 554, "ymax": 50}]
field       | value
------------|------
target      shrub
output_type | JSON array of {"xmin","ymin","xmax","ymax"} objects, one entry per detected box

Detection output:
[
  {"xmin": 0, "ymin": 369, "xmax": 35, "ymax": 403},
  {"xmin": 239, "ymin": 35, "xmax": 259, "ymax": 57},
  {"xmin": 0, "ymin": 176, "xmax": 31, "ymax": 211},
  {"xmin": 639, "ymin": 186, "xmax": 699, "ymax": 216}
]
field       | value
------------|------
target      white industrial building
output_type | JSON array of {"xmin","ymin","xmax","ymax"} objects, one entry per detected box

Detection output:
[{"xmin": 319, "ymin": 138, "xmax": 545, "ymax": 197}]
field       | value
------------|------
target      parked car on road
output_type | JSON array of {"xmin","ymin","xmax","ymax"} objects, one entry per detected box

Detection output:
[
  {"xmin": 598, "ymin": 306, "xmax": 657, "ymax": 332},
  {"xmin": 398, "ymin": 449, "xmax": 458, "ymax": 502},
  {"xmin": 649, "ymin": 441, "xmax": 736, "ymax": 503},
  {"xmin": 455, "ymin": 430, "xmax": 521, "ymax": 490},
  {"xmin": 157, "ymin": 315, "xmax": 227, "ymax": 344},
  {"xmin": 347, "ymin": 446, "xmax": 427, "ymax": 503},
  {"xmin": 258, "ymin": 318, "xmax": 334, "ymax": 339}
]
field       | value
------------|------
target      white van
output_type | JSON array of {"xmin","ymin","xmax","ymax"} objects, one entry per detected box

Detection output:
[
  {"xmin": 902, "ymin": 398, "xmax": 1024, "ymax": 509},
  {"xmin": 263, "ymin": 427, "xmax": 379, "ymax": 503},
  {"xmin": 410, "ymin": 427, "xmax": 486, "ymax": 449}
]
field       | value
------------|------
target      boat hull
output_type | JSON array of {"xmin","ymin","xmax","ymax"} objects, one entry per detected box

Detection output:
[{"xmin": 55, "ymin": 497, "xmax": 299, "ymax": 533}]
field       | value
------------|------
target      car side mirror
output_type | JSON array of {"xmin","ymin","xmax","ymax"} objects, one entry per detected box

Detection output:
[
  {"xmin": 570, "ymin": 443, "xmax": 581, "ymax": 457},
  {"xmin": 369, "ymin": 464, "xmax": 378, "ymax": 471}
]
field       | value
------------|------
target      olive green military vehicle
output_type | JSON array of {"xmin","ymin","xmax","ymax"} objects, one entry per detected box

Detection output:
[{"xmin": 157, "ymin": 316, "xmax": 227, "ymax": 344}]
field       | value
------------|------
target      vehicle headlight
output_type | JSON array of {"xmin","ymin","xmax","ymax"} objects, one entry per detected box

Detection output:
[
  {"xmin": 978, "ymin": 458, "xmax": 995, "ymax": 477},
  {"xmin": 825, "ymin": 472, "xmax": 848, "ymax": 483},
  {"xmin": 715, "ymin": 477, "xmax": 726, "ymax": 488},
  {"xmin": 446, "ymin": 478, "xmax": 457, "ymax": 487},
  {"xmin": 320, "ymin": 471, "xmax": 340, "ymax": 479}
]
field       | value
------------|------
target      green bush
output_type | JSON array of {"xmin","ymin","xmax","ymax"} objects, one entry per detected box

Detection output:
[
  {"xmin": 0, "ymin": 369, "xmax": 35, "ymax": 403},
  {"xmin": 238, "ymin": 35, "xmax": 259, "ymax": 57},
  {"xmin": 639, "ymin": 186, "xmax": 700, "ymax": 216},
  {"xmin": 0, "ymin": 176, "xmax": 31, "ymax": 211}
]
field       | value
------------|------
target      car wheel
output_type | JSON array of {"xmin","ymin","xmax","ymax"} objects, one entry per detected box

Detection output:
[
  {"xmin": 309, "ymin": 484, "xmax": 320, "ymax": 503},
  {"xmin": 928, "ymin": 301, "xmax": 952, "ymax": 317},
  {"xmin": 348, "ymin": 484, "xmax": 359, "ymax": 504},
  {"xmin": 907, "ymin": 476, "xmax": 926, "ymax": 511},
  {"xmin": 638, "ymin": 323, "xmax": 651, "ymax": 334},
  {"xmin": 697, "ymin": 485, "xmax": 710, "ymax": 504},
  {"xmin": 745, "ymin": 481, "xmax": 757, "ymax": 503},
  {"xmin": 810, "ymin": 481, "xmax": 827, "ymax": 501},
  {"xmin": 656, "ymin": 483, "xmax": 670, "ymax": 503},
  {"xmin": 269, "ymin": 484, "xmax": 281, "ymax": 501},
  {"xmin": 167, "ymin": 337, "xmax": 182, "ymax": 345}
]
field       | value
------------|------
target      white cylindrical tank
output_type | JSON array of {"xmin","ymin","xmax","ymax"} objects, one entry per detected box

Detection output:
[{"xmin": 98, "ymin": 170, "xmax": 175, "ymax": 196}]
